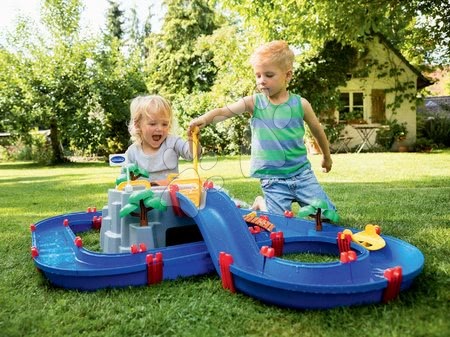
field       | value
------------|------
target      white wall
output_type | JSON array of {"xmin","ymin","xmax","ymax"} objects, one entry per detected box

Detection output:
[{"xmin": 337, "ymin": 36, "xmax": 419, "ymax": 150}]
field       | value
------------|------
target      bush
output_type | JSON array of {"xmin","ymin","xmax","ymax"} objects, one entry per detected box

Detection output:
[
  {"xmin": 413, "ymin": 137, "xmax": 434, "ymax": 152},
  {"xmin": 0, "ymin": 132, "xmax": 53, "ymax": 164},
  {"xmin": 375, "ymin": 119, "xmax": 408, "ymax": 151},
  {"xmin": 30, "ymin": 132, "xmax": 53, "ymax": 165},
  {"xmin": 417, "ymin": 114, "xmax": 450, "ymax": 148},
  {"xmin": 173, "ymin": 92, "xmax": 251, "ymax": 156}
]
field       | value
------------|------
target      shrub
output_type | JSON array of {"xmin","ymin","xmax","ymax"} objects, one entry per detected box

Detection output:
[
  {"xmin": 173, "ymin": 92, "xmax": 251, "ymax": 156},
  {"xmin": 418, "ymin": 114, "xmax": 450, "ymax": 148},
  {"xmin": 1, "ymin": 131, "xmax": 53, "ymax": 164},
  {"xmin": 375, "ymin": 119, "xmax": 408, "ymax": 150}
]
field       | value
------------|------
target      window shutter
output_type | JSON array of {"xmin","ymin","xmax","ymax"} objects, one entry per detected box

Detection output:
[{"xmin": 371, "ymin": 89, "xmax": 386, "ymax": 123}]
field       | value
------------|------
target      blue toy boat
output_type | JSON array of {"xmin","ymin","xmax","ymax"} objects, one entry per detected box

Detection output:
[{"xmin": 31, "ymin": 187, "xmax": 424, "ymax": 309}]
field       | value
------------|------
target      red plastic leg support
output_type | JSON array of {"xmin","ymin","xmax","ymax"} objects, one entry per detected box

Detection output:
[
  {"xmin": 131, "ymin": 244, "xmax": 138, "ymax": 254},
  {"xmin": 30, "ymin": 224, "xmax": 36, "ymax": 232},
  {"xmin": 92, "ymin": 216, "xmax": 102, "ymax": 230},
  {"xmin": 337, "ymin": 232, "xmax": 352, "ymax": 253},
  {"xmin": 383, "ymin": 266, "xmax": 403, "ymax": 303},
  {"xmin": 270, "ymin": 231, "xmax": 284, "ymax": 257},
  {"xmin": 284, "ymin": 210, "xmax": 293, "ymax": 218},
  {"xmin": 203, "ymin": 181, "xmax": 214, "ymax": 189},
  {"xmin": 169, "ymin": 184, "xmax": 185, "ymax": 217},
  {"xmin": 248, "ymin": 226, "xmax": 261, "ymax": 234},
  {"xmin": 340, "ymin": 250, "xmax": 357, "ymax": 263},
  {"xmin": 219, "ymin": 252, "xmax": 235, "ymax": 293},
  {"xmin": 74, "ymin": 236, "xmax": 83, "ymax": 248},
  {"xmin": 260, "ymin": 246, "xmax": 275, "ymax": 258},
  {"xmin": 31, "ymin": 246, "xmax": 39, "ymax": 258},
  {"xmin": 146, "ymin": 252, "xmax": 163, "ymax": 285}
]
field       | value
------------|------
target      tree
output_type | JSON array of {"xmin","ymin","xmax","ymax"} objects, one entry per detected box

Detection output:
[
  {"xmin": 89, "ymin": 0, "xmax": 147, "ymax": 155},
  {"xmin": 297, "ymin": 199, "xmax": 339, "ymax": 232},
  {"xmin": 1, "ymin": 0, "xmax": 148, "ymax": 161},
  {"xmin": 120, "ymin": 189, "xmax": 167, "ymax": 226},
  {"xmin": 144, "ymin": 0, "xmax": 219, "ymax": 98},
  {"xmin": 0, "ymin": 0, "xmax": 96, "ymax": 163},
  {"xmin": 223, "ymin": 0, "xmax": 450, "ymax": 65},
  {"xmin": 173, "ymin": 24, "xmax": 260, "ymax": 155},
  {"xmin": 116, "ymin": 163, "xmax": 149, "ymax": 185},
  {"xmin": 105, "ymin": 0, "xmax": 125, "ymax": 41},
  {"xmin": 34, "ymin": 0, "xmax": 95, "ymax": 163},
  {"xmin": 0, "ymin": 47, "xmax": 36, "ymax": 142}
]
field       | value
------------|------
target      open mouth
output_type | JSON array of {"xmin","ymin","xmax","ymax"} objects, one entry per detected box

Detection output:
[{"xmin": 152, "ymin": 135, "xmax": 162, "ymax": 142}]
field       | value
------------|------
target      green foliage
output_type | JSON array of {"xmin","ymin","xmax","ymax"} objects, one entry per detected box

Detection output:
[
  {"xmin": 170, "ymin": 25, "xmax": 258, "ymax": 155},
  {"xmin": 0, "ymin": 0, "xmax": 148, "ymax": 161},
  {"xmin": 290, "ymin": 41, "xmax": 360, "ymax": 117},
  {"xmin": 105, "ymin": 0, "xmax": 125, "ymax": 40},
  {"xmin": 1, "ymin": 0, "xmax": 449, "ymax": 164},
  {"xmin": 375, "ymin": 119, "xmax": 408, "ymax": 150},
  {"xmin": 116, "ymin": 164, "xmax": 150, "ymax": 185},
  {"xmin": 174, "ymin": 91, "xmax": 252, "ymax": 155},
  {"xmin": 144, "ymin": 0, "xmax": 219, "ymax": 99},
  {"xmin": 0, "ymin": 133, "xmax": 51, "ymax": 164},
  {"xmin": 90, "ymin": 39, "xmax": 147, "ymax": 155},
  {"xmin": 297, "ymin": 198, "xmax": 340, "ymax": 224},
  {"xmin": 0, "ymin": 0, "xmax": 96, "ymax": 163},
  {"xmin": 29, "ymin": 131, "xmax": 53, "ymax": 165},
  {"xmin": 41, "ymin": 0, "xmax": 82, "ymax": 40},
  {"xmin": 413, "ymin": 137, "xmax": 435, "ymax": 152},
  {"xmin": 418, "ymin": 114, "xmax": 450, "ymax": 148},
  {"xmin": 222, "ymin": 0, "xmax": 450, "ymax": 65},
  {"xmin": 120, "ymin": 188, "xmax": 167, "ymax": 221}
]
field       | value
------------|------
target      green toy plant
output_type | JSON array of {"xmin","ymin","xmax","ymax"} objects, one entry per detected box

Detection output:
[
  {"xmin": 116, "ymin": 163, "xmax": 150, "ymax": 186},
  {"xmin": 119, "ymin": 189, "xmax": 167, "ymax": 226},
  {"xmin": 297, "ymin": 198, "xmax": 339, "ymax": 231}
]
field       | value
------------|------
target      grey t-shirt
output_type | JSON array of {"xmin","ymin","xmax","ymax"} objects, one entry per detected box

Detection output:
[{"xmin": 125, "ymin": 135, "xmax": 193, "ymax": 181}]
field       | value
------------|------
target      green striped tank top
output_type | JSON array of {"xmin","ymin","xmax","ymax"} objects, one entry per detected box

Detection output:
[{"xmin": 250, "ymin": 93, "xmax": 309, "ymax": 178}]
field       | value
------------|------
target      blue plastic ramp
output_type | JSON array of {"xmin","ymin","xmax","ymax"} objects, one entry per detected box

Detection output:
[
  {"xmin": 177, "ymin": 188, "xmax": 265, "ymax": 273},
  {"xmin": 176, "ymin": 188, "xmax": 425, "ymax": 309}
]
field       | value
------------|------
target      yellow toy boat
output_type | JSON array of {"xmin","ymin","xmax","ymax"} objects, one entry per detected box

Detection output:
[{"xmin": 343, "ymin": 224, "xmax": 385, "ymax": 251}]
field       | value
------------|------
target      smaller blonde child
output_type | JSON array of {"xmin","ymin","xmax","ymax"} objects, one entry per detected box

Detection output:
[{"xmin": 126, "ymin": 95, "xmax": 197, "ymax": 181}]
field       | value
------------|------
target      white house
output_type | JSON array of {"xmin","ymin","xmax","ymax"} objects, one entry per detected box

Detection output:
[{"xmin": 334, "ymin": 34, "xmax": 432, "ymax": 152}]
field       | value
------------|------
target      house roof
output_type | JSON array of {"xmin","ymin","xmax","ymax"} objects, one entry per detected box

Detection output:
[
  {"xmin": 418, "ymin": 96, "xmax": 450, "ymax": 116},
  {"xmin": 375, "ymin": 33, "xmax": 433, "ymax": 90}
]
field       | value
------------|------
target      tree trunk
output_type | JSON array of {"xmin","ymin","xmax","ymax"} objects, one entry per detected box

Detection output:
[
  {"xmin": 139, "ymin": 200, "xmax": 148, "ymax": 226},
  {"xmin": 49, "ymin": 118, "xmax": 65, "ymax": 164},
  {"xmin": 315, "ymin": 209, "xmax": 322, "ymax": 231}
]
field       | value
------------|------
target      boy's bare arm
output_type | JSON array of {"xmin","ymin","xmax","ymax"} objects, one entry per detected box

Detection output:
[
  {"xmin": 302, "ymin": 98, "xmax": 333, "ymax": 172},
  {"xmin": 188, "ymin": 96, "xmax": 254, "ymax": 134}
]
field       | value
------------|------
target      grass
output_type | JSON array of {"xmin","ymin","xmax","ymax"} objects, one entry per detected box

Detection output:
[{"xmin": 1, "ymin": 151, "xmax": 449, "ymax": 337}]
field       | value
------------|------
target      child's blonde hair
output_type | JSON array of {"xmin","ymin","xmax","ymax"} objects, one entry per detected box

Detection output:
[
  {"xmin": 128, "ymin": 95, "xmax": 173, "ymax": 145},
  {"xmin": 249, "ymin": 40, "xmax": 294, "ymax": 71}
]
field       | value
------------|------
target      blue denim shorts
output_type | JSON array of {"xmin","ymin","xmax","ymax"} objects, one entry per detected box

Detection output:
[{"xmin": 260, "ymin": 167, "xmax": 336, "ymax": 215}]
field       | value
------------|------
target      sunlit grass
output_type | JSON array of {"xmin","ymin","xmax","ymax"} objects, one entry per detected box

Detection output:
[{"xmin": 1, "ymin": 151, "xmax": 449, "ymax": 337}]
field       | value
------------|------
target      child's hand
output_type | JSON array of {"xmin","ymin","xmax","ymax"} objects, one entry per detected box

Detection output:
[
  {"xmin": 321, "ymin": 156, "xmax": 333, "ymax": 173},
  {"xmin": 188, "ymin": 117, "xmax": 206, "ymax": 137}
]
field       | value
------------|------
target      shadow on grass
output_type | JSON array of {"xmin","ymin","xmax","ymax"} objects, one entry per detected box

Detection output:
[
  {"xmin": 1, "ymin": 172, "xmax": 115, "ymax": 185},
  {"xmin": 0, "ymin": 161, "xmax": 108, "ymax": 170}
]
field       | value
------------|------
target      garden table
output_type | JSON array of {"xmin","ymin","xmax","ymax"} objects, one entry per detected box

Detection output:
[{"xmin": 352, "ymin": 124, "xmax": 384, "ymax": 153}]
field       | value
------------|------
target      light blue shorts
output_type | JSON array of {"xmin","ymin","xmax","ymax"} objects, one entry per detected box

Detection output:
[{"xmin": 260, "ymin": 167, "xmax": 336, "ymax": 215}]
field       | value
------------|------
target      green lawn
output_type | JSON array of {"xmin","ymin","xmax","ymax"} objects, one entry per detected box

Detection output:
[{"xmin": 1, "ymin": 152, "xmax": 449, "ymax": 337}]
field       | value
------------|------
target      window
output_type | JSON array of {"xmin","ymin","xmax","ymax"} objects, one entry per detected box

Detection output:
[{"xmin": 339, "ymin": 92, "xmax": 364, "ymax": 122}]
